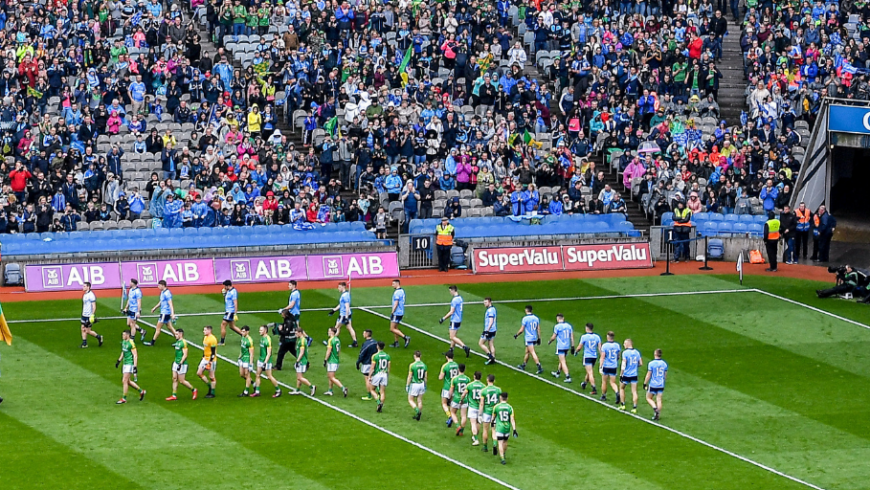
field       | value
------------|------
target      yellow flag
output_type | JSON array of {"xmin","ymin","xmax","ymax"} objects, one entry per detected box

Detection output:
[{"xmin": 0, "ymin": 301, "xmax": 11, "ymax": 345}]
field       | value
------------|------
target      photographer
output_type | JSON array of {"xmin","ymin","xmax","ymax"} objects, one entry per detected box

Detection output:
[
  {"xmin": 271, "ymin": 310, "xmax": 298, "ymax": 371},
  {"xmin": 816, "ymin": 266, "xmax": 868, "ymax": 300}
]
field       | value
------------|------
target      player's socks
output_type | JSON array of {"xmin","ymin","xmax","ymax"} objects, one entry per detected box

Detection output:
[
  {"xmin": 81, "ymin": 341, "xmax": 88, "ymax": 348},
  {"xmin": 166, "ymin": 395, "xmax": 177, "ymax": 401},
  {"xmin": 324, "ymin": 390, "xmax": 334, "ymax": 396},
  {"xmin": 351, "ymin": 341, "xmax": 358, "ymax": 348},
  {"xmin": 404, "ymin": 336, "xmax": 411, "ymax": 348},
  {"xmin": 342, "ymin": 387, "xmax": 348, "ymax": 397},
  {"xmin": 550, "ymin": 370, "xmax": 560, "ymax": 378},
  {"xmin": 472, "ymin": 436, "xmax": 479, "ymax": 446},
  {"xmin": 456, "ymin": 427, "xmax": 464, "ymax": 436},
  {"xmin": 377, "ymin": 402, "xmax": 383, "ymax": 413},
  {"xmin": 192, "ymin": 388, "xmax": 198, "ymax": 400},
  {"xmin": 501, "ymin": 459, "xmax": 506, "ymax": 465},
  {"xmin": 463, "ymin": 346, "xmax": 471, "ymax": 358},
  {"xmin": 564, "ymin": 376, "xmax": 572, "ymax": 383},
  {"xmin": 273, "ymin": 389, "xmax": 281, "ymax": 398},
  {"xmin": 517, "ymin": 363, "xmax": 526, "ymax": 370},
  {"xmin": 446, "ymin": 416, "xmax": 453, "ymax": 427},
  {"xmin": 220, "ymin": 337, "xmax": 226, "ymax": 345},
  {"xmin": 140, "ymin": 330, "xmax": 146, "ymax": 342},
  {"xmin": 600, "ymin": 394, "xmax": 607, "ymax": 401},
  {"xmin": 590, "ymin": 387, "xmax": 598, "ymax": 395},
  {"xmin": 139, "ymin": 390, "xmax": 146, "ymax": 401},
  {"xmin": 493, "ymin": 446, "xmax": 498, "ymax": 456},
  {"xmin": 306, "ymin": 337, "xmax": 313, "ymax": 347},
  {"xmin": 97, "ymin": 335, "xmax": 104, "ymax": 347},
  {"xmin": 616, "ymin": 394, "xmax": 621, "ymax": 405},
  {"xmin": 580, "ymin": 381, "xmax": 587, "ymax": 390},
  {"xmin": 482, "ymin": 445, "xmax": 487, "ymax": 452},
  {"xmin": 536, "ymin": 364, "xmax": 543, "ymax": 374}
]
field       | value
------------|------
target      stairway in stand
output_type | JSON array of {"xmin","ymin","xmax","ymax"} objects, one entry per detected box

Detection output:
[{"xmin": 717, "ymin": 27, "xmax": 747, "ymax": 125}]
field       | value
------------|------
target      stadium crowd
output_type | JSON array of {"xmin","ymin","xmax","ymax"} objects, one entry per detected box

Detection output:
[{"xmin": 0, "ymin": 0, "xmax": 856, "ymax": 238}]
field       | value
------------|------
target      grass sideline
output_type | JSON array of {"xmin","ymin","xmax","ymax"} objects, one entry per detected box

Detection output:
[{"xmin": 1, "ymin": 274, "xmax": 868, "ymax": 489}]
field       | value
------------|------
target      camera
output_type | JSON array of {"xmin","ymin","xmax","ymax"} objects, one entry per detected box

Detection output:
[{"xmin": 828, "ymin": 265, "xmax": 848, "ymax": 284}]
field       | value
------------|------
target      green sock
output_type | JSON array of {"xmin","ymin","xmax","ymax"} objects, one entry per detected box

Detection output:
[
  {"xmin": 122, "ymin": 395, "xmax": 127, "ymax": 400},
  {"xmin": 172, "ymin": 392, "xmax": 177, "ymax": 397}
]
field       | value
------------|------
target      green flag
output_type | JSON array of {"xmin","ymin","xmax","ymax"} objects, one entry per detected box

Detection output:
[
  {"xmin": 398, "ymin": 45, "xmax": 413, "ymax": 74},
  {"xmin": 324, "ymin": 116, "xmax": 338, "ymax": 136},
  {"xmin": 523, "ymin": 129, "xmax": 533, "ymax": 145}
]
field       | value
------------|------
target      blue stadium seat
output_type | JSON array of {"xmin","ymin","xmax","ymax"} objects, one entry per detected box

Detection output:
[
  {"xmin": 709, "ymin": 213, "xmax": 724, "ymax": 222},
  {"xmin": 660, "ymin": 212, "xmax": 674, "ymax": 223},
  {"xmin": 717, "ymin": 222, "xmax": 733, "ymax": 235},
  {"xmin": 724, "ymin": 214, "xmax": 738, "ymax": 222},
  {"xmin": 732, "ymin": 222, "xmax": 748, "ymax": 234},
  {"xmin": 707, "ymin": 239, "xmax": 725, "ymax": 259},
  {"xmin": 694, "ymin": 212, "xmax": 709, "ymax": 221},
  {"xmin": 748, "ymin": 223, "xmax": 764, "ymax": 234},
  {"xmin": 753, "ymin": 215, "xmax": 768, "ymax": 223},
  {"xmin": 700, "ymin": 221, "xmax": 718, "ymax": 236}
]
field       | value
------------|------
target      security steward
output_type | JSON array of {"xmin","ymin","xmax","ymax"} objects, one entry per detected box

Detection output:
[
  {"xmin": 435, "ymin": 216, "xmax": 455, "ymax": 272},
  {"xmin": 272, "ymin": 310, "xmax": 298, "ymax": 370},
  {"xmin": 763, "ymin": 211, "xmax": 781, "ymax": 272},
  {"xmin": 794, "ymin": 202, "xmax": 812, "ymax": 261},
  {"xmin": 672, "ymin": 200, "xmax": 692, "ymax": 262}
]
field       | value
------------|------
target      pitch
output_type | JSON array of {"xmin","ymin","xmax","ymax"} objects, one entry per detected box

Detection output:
[{"xmin": 0, "ymin": 274, "xmax": 867, "ymax": 490}]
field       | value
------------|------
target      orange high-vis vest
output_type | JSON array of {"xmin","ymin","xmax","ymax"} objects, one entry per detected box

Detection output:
[
  {"xmin": 766, "ymin": 219, "xmax": 781, "ymax": 240},
  {"xmin": 796, "ymin": 208, "xmax": 811, "ymax": 224},
  {"xmin": 436, "ymin": 224, "xmax": 454, "ymax": 246}
]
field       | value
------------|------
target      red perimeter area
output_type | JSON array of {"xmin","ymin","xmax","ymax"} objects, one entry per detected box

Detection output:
[{"xmin": 1, "ymin": 261, "xmax": 832, "ymax": 302}]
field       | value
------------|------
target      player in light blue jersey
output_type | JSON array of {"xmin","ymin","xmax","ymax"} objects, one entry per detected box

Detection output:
[
  {"xmin": 388, "ymin": 279, "xmax": 411, "ymax": 348},
  {"xmin": 619, "ymin": 339, "xmax": 643, "ymax": 413},
  {"xmin": 644, "ymin": 349, "xmax": 668, "ymax": 420},
  {"xmin": 599, "ymin": 331, "xmax": 621, "ymax": 403},
  {"xmin": 575, "ymin": 323, "xmax": 601, "ymax": 394},
  {"xmin": 439, "ymin": 286, "xmax": 471, "ymax": 358},
  {"xmin": 514, "ymin": 305, "xmax": 542, "ymax": 374},
  {"xmin": 548, "ymin": 314, "xmax": 575, "ymax": 383},
  {"xmin": 479, "ymin": 297, "xmax": 498, "ymax": 365},
  {"xmin": 145, "ymin": 280, "xmax": 176, "ymax": 346},
  {"xmin": 123, "ymin": 279, "xmax": 147, "ymax": 341},
  {"xmin": 328, "ymin": 282, "xmax": 358, "ymax": 347},
  {"xmin": 220, "ymin": 280, "xmax": 243, "ymax": 345},
  {"xmin": 278, "ymin": 280, "xmax": 302, "ymax": 328}
]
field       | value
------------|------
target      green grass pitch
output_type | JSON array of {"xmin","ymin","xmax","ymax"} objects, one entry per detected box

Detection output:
[{"xmin": 1, "ymin": 274, "xmax": 868, "ymax": 490}]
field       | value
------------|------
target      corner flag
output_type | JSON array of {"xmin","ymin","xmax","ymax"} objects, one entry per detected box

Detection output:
[{"xmin": 736, "ymin": 251, "xmax": 744, "ymax": 285}]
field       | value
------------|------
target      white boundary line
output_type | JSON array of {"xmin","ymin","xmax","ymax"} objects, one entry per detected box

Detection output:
[
  {"xmin": 753, "ymin": 289, "xmax": 870, "ymax": 330},
  {"xmin": 6, "ymin": 289, "xmax": 754, "ymax": 324},
  {"xmin": 358, "ymin": 305, "xmax": 827, "ymax": 490},
  {"xmin": 137, "ymin": 319, "xmax": 520, "ymax": 490}
]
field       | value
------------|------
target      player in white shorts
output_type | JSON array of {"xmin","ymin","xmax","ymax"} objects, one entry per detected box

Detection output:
[
  {"xmin": 366, "ymin": 342, "xmax": 391, "ymax": 412},
  {"xmin": 406, "ymin": 350, "xmax": 427, "ymax": 420}
]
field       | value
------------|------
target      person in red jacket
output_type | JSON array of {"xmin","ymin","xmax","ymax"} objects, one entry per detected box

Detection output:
[
  {"xmin": 9, "ymin": 161, "xmax": 32, "ymax": 203},
  {"xmin": 688, "ymin": 33, "xmax": 704, "ymax": 60}
]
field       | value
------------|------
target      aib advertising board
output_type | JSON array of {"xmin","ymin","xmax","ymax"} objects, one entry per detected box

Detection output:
[
  {"xmin": 24, "ymin": 252, "xmax": 400, "ymax": 291},
  {"xmin": 472, "ymin": 243, "xmax": 653, "ymax": 274}
]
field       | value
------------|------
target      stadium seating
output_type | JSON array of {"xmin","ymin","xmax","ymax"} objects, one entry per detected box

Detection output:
[
  {"xmin": 660, "ymin": 213, "xmax": 770, "ymax": 238},
  {"xmin": 408, "ymin": 214, "xmax": 642, "ymax": 239},
  {"xmin": 0, "ymin": 222, "xmax": 378, "ymax": 256}
]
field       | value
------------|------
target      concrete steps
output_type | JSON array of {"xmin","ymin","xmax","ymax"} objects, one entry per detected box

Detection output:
[{"xmin": 718, "ymin": 28, "xmax": 747, "ymax": 125}]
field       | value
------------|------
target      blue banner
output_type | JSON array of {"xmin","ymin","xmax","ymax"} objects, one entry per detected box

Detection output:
[{"xmin": 829, "ymin": 105, "xmax": 870, "ymax": 134}]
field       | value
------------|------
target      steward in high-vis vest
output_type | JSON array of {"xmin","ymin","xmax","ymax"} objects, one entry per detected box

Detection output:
[
  {"xmin": 763, "ymin": 211, "xmax": 780, "ymax": 272},
  {"xmin": 672, "ymin": 201, "xmax": 692, "ymax": 262},
  {"xmin": 435, "ymin": 216, "xmax": 455, "ymax": 272},
  {"xmin": 794, "ymin": 202, "xmax": 812, "ymax": 261}
]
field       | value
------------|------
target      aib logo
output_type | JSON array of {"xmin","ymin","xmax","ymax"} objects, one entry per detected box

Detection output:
[
  {"xmin": 138, "ymin": 264, "xmax": 158, "ymax": 284},
  {"xmin": 323, "ymin": 256, "xmax": 343, "ymax": 277},
  {"xmin": 42, "ymin": 267, "xmax": 62, "ymax": 287},
  {"xmin": 231, "ymin": 261, "xmax": 251, "ymax": 280}
]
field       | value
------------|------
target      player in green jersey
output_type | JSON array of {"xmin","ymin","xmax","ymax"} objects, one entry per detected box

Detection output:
[
  {"xmin": 438, "ymin": 349, "xmax": 460, "ymax": 426},
  {"xmin": 447, "ymin": 363, "xmax": 471, "ymax": 436},
  {"xmin": 115, "ymin": 329, "xmax": 145, "ymax": 404},
  {"xmin": 294, "ymin": 327, "xmax": 316, "ymax": 395},
  {"xmin": 166, "ymin": 329, "xmax": 196, "ymax": 401},
  {"xmin": 492, "ymin": 392, "xmax": 518, "ymax": 465},
  {"xmin": 406, "ymin": 350, "xmax": 427, "ymax": 420},
  {"xmin": 252, "ymin": 325, "xmax": 281, "ymax": 398},
  {"xmin": 465, "ymin": 372, "xmax": 486, "ymax": 446},
  {"xmin": 323, "ymin": 327, "xmax": 348, "ymax": 397},
  {"xmin": 237, "ymin": 326, "xmax": 255, "ymax": 397},
  {"xmin": 478, "ymin": 374, "xmax": 502, "ymax": 454},
  {"xmin": 367, "ymin": 341, "xmax": 391, "ymax": 413}
]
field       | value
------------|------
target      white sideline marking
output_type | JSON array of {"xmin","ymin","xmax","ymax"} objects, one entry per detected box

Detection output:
[
  {"xmin": 358, "ymin": 307, "xmax": 827, "ymax": 490},
  {"xmin": 137, "ymin": 320, "xmax": 521, "ymax": 490},
  {"xmin": 7, "ymin": 289, "xmax": 753, "ymax": 324},
  {"xmin": 752, "ymin": 289, "xmax": 870, "ymax": 330}
]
